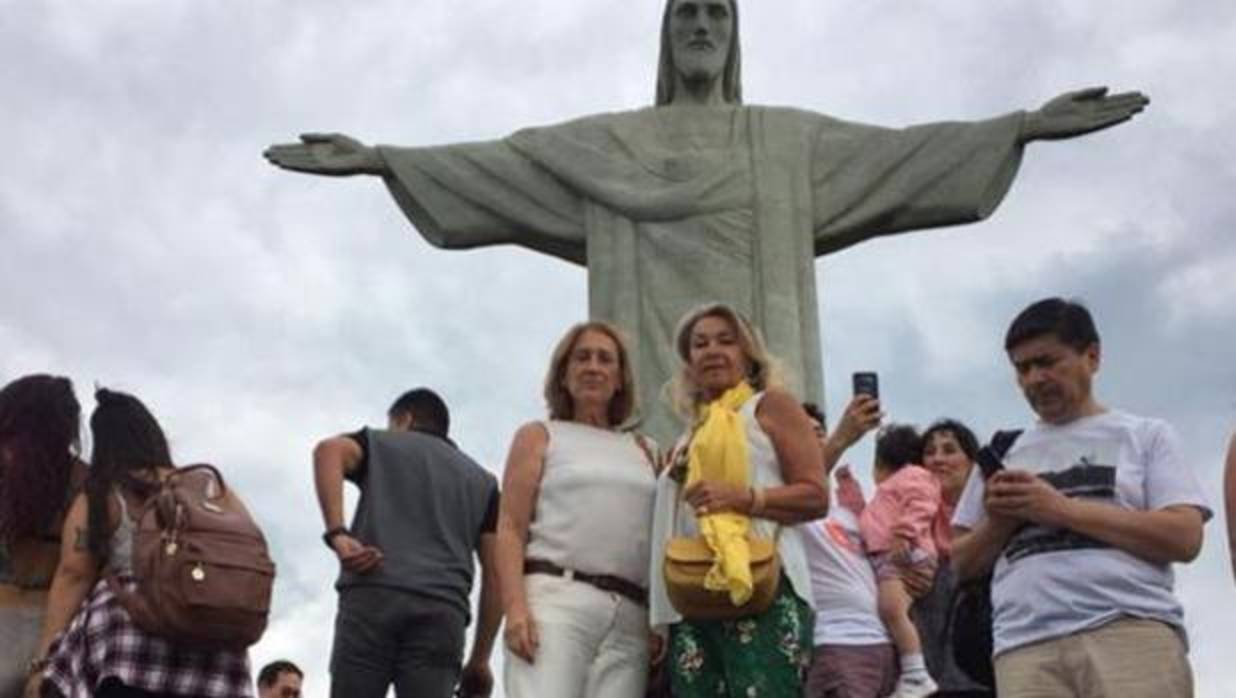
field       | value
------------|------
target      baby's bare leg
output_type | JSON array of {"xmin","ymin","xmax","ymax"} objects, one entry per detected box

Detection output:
[{"xmin": 876, "ymin": 577, "xmax": 921, "ymax": 654}]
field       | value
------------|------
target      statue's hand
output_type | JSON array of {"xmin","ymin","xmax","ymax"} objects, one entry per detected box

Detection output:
[
  {"xmin": 263, "ymin": 133, "xmax": 386, "ymax": 176},
  {"xmin": 1021, "ymin": 87, "xmax": 1150, "ymax": 142}
]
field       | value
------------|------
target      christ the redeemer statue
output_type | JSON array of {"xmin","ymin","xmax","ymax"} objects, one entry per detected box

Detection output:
[{"xmin": 265, "ymin": 0, "xmax": 1147, "ymax": 441}]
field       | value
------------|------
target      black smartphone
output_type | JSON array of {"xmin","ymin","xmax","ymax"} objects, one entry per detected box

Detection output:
[
  {"xmin": 976, "ymin": 445, "xmax": 1005, "ymax": 479},
  {"xmin": 852, "ymin": 371, "xmax": 879, "ymax": 399}
]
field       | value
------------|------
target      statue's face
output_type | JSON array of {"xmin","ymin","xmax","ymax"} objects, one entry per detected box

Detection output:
[{"xmin": 668, "ymin": 0, "xmax": 734, "ymax": 85}]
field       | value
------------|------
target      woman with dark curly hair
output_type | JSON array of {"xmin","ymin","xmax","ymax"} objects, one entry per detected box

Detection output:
[{"xmin": 0, "ymin": 374, "xmax": 82, "ymax": 698}]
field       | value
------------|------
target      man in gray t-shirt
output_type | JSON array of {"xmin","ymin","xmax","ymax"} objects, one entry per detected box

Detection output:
[
  {"xmin": 313, "ymin": 388, "xmax": 501, "ymax": 698},
  {"xmin": 952, "ymin": 298, "xmax": 1209, "ymax": 698}
]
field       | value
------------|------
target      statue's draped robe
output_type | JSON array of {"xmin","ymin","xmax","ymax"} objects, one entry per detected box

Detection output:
[{"xmin": 380, "ymin": 106, "xmax": 1024, "ymax": 441}]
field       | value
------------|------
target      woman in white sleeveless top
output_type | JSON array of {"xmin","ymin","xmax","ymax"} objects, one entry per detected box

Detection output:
[
  {"xmin": 496, "ymin": 322, "xmax": 659, "ymax": 698},
  {"xmin": 648, "ymin": 303, "xmax": 828, "ymax": 698}
]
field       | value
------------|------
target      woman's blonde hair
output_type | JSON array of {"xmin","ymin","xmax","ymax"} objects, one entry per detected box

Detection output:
[
  {"xmin": 543, "ymin": 321, "xmax": 639, "ymax": 427},
  {"xmin": 668, "ymin": 303, "xmax": 782, "ymax": 419}
]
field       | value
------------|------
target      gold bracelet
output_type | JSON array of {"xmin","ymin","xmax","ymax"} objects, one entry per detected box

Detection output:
[{"xmin": 750, "ymin": 487, "xmax": 766, "ymax": 516}]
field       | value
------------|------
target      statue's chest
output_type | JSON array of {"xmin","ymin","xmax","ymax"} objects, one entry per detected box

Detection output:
[{"xmin": 637, "ymin": 110, "xmax": 753, "ymax": 184}]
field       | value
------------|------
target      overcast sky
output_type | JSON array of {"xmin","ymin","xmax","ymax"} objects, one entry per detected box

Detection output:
[{"xmin": 3, "ymin": 1, "xmax": 1234, "ymax": 696}]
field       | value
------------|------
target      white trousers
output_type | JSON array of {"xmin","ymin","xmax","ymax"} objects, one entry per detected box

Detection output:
[{"xmin": 504, "ymin": 573, "xmax": 649, "ymax": 698}]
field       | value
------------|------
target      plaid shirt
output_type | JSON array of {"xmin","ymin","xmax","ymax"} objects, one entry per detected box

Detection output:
[{"xmin": 44, "ymin": 577, "xmax": 253, "ymax": 697}]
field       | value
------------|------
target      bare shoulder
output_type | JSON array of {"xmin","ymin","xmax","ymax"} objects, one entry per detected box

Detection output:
[
  {"xmin": 65, "ymin": 491, "xmax": 90, "ymax": 524},
  {"xmin": 317, "ymin": 432, "xmax": 363, "ymax": 452},
  {"xmin": 754, "ymin": 386, "xmax": 803, "ymax": 423},
  {"xmin": 503, "ymin": 422, "xmax": 550, "ymax": 479},
  {"xmin": 511, "ymin": 421, "xmax": 550, "ymax": 450}
]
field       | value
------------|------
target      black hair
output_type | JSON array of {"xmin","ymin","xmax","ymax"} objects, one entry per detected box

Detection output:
[
  {"xmin": 86, "ymin": 388, "xmax": 172, "ymax": 559},
  {"xmin": 1004, "ymin": 297, "xmax": 1100, "ymax": 353},
  {"xmin": 0, "ymin": 374, "xmax": 80, "ymax": 542},
  {"xmin": 875, "ymin": 423, "xmax": 922, "ymax": 472},
  {"xmin": 921, "ymin": 418, "xmax": 979, "ymax": 462},
  {"xmin": 387, "ymin": 388, "xmax": 450, "ymax": 438},
  {"xmin": 258, "ymin": 660, "xmax": 303, "ymax": 687}
]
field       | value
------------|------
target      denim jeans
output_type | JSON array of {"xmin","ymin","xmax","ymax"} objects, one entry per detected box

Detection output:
[{"xmin": 329, "ymin": 586, "xmax": 466, "ymax": 698}]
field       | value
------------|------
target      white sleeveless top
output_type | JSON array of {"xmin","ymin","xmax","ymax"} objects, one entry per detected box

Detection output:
[
  {"xmin": 524, "ymin": 421, "xmax": 658, "ymax": 586},
  {"xmin": 648, "ymin": 392, "xmax": 816, "ymax": 627}
]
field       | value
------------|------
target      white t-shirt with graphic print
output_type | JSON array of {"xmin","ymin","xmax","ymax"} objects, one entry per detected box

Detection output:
[
  {"xmin": 953, "ymin": 410, "xmax": 1211, "ymax": 657},
  {"xmin": 799, "ymin": 505, "xmax": 889, "ymax": 646}
]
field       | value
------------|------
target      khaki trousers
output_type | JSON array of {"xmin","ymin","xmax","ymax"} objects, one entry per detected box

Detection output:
[{"xmin": 994, "ymin": 617, "xmax": 1193, "ymax": 698}]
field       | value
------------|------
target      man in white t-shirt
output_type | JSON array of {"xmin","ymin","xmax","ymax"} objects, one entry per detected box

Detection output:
[{"xmin": 952, "ymin": 297, "xmax": 1210, "ymax": 698}]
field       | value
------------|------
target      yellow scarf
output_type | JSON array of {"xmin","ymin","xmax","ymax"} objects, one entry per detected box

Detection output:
[{"xmin": 687, "ymin": 381, "xmax": 756, "ymax": 606}]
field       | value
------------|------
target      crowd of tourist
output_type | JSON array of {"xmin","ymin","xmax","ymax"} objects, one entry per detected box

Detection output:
[{"xmin": 0, "ymin": 296, "xmax": 1221, "ymax": 698}]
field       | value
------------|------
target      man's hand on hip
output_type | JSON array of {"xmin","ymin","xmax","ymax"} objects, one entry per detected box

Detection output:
[{"xmin": 331, "ymin": 533, "xmax": 384, "ymax": 575}]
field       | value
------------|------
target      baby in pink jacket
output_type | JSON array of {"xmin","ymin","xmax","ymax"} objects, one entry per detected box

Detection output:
[{"xmin": 858, "ymin": 424, "xmax": 946, "ymax": 698}]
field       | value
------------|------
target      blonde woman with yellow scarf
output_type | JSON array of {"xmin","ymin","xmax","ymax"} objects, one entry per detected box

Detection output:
[{"xmin": 648, "ymin": 303, "xmax": 830, "ymax": 698}]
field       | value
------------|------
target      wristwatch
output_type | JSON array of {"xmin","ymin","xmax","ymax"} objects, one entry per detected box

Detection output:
[{"xmin": 322, "ymin": 527, "xmax": 350, "ymax": 550}]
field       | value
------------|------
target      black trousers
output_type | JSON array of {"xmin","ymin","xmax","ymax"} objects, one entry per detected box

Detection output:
[{"xmin": 330, "ymin": 587, "xmax": 467, "ymax": 698}]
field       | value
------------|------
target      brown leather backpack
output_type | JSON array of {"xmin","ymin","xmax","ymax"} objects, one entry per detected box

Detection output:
[{"xmin": 107, "ymin": 464, "xmax": 275, "ymax": 651}]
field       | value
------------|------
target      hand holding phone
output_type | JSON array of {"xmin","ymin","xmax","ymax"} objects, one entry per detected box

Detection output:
[
  {"xmin": 975, "ymin": 446, "xmax": 1005, "ymax": 479},
  {"xmin": 852, "ymin": 371, "xmax": 879, "ymax": 399}
]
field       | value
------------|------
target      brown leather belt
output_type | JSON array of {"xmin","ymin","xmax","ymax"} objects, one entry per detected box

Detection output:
[{"xmin": 525, "ymin": 558, "xmax": 647, "ymax": 607}]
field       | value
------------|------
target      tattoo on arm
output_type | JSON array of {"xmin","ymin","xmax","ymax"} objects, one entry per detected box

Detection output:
[{"xmin": 74, "ymin": 527, "xmax": 87, "ymax": 551}]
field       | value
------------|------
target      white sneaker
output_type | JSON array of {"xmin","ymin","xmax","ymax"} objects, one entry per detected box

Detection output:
[{"xmin": 891, "ymin": 673, "xmax": 938, "ymax": 698}]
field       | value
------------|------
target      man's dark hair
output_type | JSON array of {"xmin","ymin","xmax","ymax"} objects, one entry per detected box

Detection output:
[
  {"xmin": 875, "ymin": 423, "xmax": 922, "ymax": 471},
  {"xmin": 921, "ymin": 418, "xmax": 980, "ymax": 462},
  {"xmin": 257, "ymin": 660, "xmax": 303, "ymax": 687},
  {"xmin": 1004, "ymin": 297, "xmax": 1100, "ymax": 353},
  {"xmin": 388, "ymin": 388, "xmax": 450, "ymax": 437}
]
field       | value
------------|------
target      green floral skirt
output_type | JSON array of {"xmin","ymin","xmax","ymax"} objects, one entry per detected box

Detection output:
[{"xmin": 668, "ymin": 579, "xmax": 814, "ymax": 697}]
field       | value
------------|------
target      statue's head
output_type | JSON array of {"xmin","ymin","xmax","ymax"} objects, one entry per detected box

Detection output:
[{"xmin": 656, "ymin": 0, "xmax": 742, "ymax": 105}]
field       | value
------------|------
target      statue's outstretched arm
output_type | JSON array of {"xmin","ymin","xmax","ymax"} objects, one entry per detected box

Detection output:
[
  {"xmin": 1019, "ymin": 87, "xmax": 1150, "ymax": 143},
  {"xmin": 263, "ymin": 133, "xmax": 387, "ymax": 177}
]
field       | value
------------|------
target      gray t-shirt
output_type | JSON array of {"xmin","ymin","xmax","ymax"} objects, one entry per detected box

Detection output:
[
  {"xmin": 338, "ymin": 428, "xmax": 499, "ymax": 621},
  {"xmin": 954, "ymin": 410, "xmax": 1211, "ymax": 657}
]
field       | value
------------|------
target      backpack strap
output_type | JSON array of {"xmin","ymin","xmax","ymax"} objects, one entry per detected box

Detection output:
[{"xmin": 989, "ymin": 430, "xmax": 1023, "ymax": 460}]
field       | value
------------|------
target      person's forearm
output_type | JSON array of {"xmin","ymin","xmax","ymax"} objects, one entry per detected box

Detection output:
[
  {"xmin": 34, "ymin": 567, "xmax": 96, "ymax": 659},
  {"xmin": 493, "ymin": 529, "xmax": 530, "ymax": 616},
  {"xmin": 821, "ymin": 436, "xmax": 853, "ymax": 476},
  {"xmin": 468, "ymin": 561, "xmax": 503, "ymax": 664},
  {"xmin": 1058, "ymin": 500, "xmax": 1203, "ymax": 565},
  {"xmin": 312, "ymin": 447, "xmax": 347, "ymax": 531},
  {"xmin": 756, "ymin": 482, "xmax": 828, "ymax": 525},
  {"xmin": 952, "ymin": 519, "xmax": 1017, "ymax": 581}
]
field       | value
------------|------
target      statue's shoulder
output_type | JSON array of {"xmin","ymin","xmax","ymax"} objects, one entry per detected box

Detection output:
[
  {"xmin": 509, "ymin": 107, "xmax": 647, "ymax": 145},
  {"xmin": 748, "ymin": 104, "xmax": 849, "ymax": 129}
]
